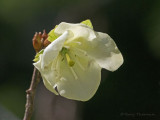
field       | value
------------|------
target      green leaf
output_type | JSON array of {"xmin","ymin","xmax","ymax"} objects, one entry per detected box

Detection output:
[
  {"xmin": 48, "ymin": 25, "xmax": 58, "ymax": 42},
  {"xmin": 81, "ymin": 19, "xmax": 93, "ymax": 29},
  {"xmin": 33, "ymin": 49, "xmax": 44, "ymax": 62}
]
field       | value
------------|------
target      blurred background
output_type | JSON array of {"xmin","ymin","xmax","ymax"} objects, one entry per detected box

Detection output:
[{"xmin": 0, "ymin": 0, "xmax": 160, "ymax": 120}]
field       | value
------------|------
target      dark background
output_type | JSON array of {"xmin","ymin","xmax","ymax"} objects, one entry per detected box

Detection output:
[{"xmin": 0, "ymin": 0, "xmax": 160, "ymax": 120}]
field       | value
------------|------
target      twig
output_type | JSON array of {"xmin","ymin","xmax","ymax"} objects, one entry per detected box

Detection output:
[
  {"xmin": 23, "ymin": 67, "xmax": 41, "ymax": 120},
  {"xmin": 23, "ymin": 30, "xmax": 47, "ymax": 120}
]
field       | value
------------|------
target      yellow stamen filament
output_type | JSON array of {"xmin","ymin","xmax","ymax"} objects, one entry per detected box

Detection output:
[{"xmin": 65, "ymin": 53, "xmax": 75, "ymax": 67}]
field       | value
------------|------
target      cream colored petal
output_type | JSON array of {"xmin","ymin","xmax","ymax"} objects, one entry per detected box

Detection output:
[
  {"xmin": 56, "ymin": 52, "xmax": 101, "ymax": 101},
  {"xmin": 42, "ymin": 77, "xmax": 58, "ymax": 95},
  {"xmin": 41, "ymin": 31, "xmax": 69, "ymax": 69},
  {"xmin": 33, "ymin": 55, "xmax": 58, "ymax": 95},
  {"xmin": 41, "ymin": 61, "xmax": 59, "ymax": 95},
  {"xmin": 54, "ymin": 22, "xmax": 96, "ymax": 42},
  {"xmin": 72, "ymin": 32, "xmax": 123, "ymax": 71}
]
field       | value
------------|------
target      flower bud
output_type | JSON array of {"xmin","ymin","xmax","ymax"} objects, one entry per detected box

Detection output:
[
  {"xmin": 42, "ymin": 29, "xmax": 51, "ymax": 48},
  {"xmin": 42, "ymin": 29, "xmax": 48, "ymax": 40},
  {"xmin": 32, "ymin": 32, "xmax": 42, "ymax": 53},
  {"xmin": 43, "ymin": 39, "xmax": 51, "ymax": 48}
]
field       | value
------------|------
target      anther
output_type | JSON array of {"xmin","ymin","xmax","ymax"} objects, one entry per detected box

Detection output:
[{"xmin": 65, "ymin": 53, "xmax": 75, "ymax": 67}]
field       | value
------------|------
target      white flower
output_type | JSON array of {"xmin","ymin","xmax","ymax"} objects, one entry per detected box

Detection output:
[{"xmin": 33, "ymin": 20, "xmax": 123, "ymax": 101}]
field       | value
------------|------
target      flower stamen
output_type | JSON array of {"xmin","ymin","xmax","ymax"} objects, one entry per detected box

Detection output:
[
  {"xmin": 76, "ymin": 59, "xmax": 85, "ymax": 71},
  {"xmin": 72, "ymin": 47, "xmax": 87, "ymax": 56},
  {"xmin": 70, "ymin": 67, "xmax": 78, "ymax": 80},
  {"xmin": 65, "ymin": 53, "xmax": 75, "ymax": 67}
]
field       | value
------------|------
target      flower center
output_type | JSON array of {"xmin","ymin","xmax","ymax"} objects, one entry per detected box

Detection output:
[{"xmin": 60, "ymin": 47, "xmax": 75, "ymax": 67}]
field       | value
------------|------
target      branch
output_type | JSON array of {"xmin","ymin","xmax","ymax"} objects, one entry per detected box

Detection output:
[
  {"xmin": 23, "ymin": 67, "xmax": 41, "ymax": 120},
  {"xmin": 23, "ymin": 30, "xmax": 47, "ymax": 120}
]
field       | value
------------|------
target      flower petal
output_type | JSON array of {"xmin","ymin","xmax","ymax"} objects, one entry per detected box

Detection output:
[
  {"xmin": 72, "ymin": 32, "xmax": 123, "ymax": 71},
  {"xmin": 42, "ymin": 77, "xmax": 58, "ymax": 95},
  {"xmin": 54, "ymin": 22, "xmax": 96, "ymax": 42},
  {"xmin": 33, "ymin": 55, "xmax": 58, "ymax": 95},
  {"xmin": 41, "ymin": 31, "xmax": 69, "ymax": 69},
  {"xmin": 56, "ymin": 52, "xmax": 101, "ymax": 101}
]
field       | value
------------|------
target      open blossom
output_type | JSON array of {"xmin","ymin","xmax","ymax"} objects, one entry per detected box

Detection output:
[{"xmin": 33, "ymin": 20, "xmax": 123, "ymax": 101}]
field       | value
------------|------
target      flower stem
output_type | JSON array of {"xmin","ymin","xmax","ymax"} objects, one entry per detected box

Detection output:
[{"xmin": 23, "ymin": 67, "xmax": 41, "ymax": 120}]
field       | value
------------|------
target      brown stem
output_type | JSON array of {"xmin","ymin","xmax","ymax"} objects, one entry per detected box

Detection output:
[{"xmin": 23, "ymin": 67, "xmax": 41, "ymax": 120}]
